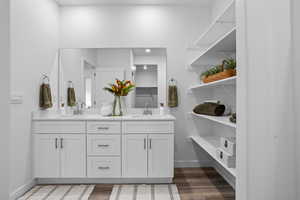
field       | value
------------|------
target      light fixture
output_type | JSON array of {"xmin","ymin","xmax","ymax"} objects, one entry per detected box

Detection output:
[
  {"xmin": 131, "ymin": 66, "xmax": 136, "ymax": 71},
  {"xmin": 144, "ymin": 65, "xmax": 148, "ymax": 70},
  {"xmin": 145, "ymin": 49, "xmax": 151, "ymax": 53}
]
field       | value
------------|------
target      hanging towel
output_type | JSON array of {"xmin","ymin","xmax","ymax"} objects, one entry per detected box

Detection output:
[
  {"xmin": 67, "ymin": 87, "xmax": 76, "ymax": 107},
  {"xmin": 168, "ymin": 85, "xmax": 178, "ymax": 108},
  {"xmin": 39, "ymin": 83, "xmax": 53, "ymax": 109},
  {"xmin": 193, "ymin": 102, "xmax": 225, "ymax": 116}
]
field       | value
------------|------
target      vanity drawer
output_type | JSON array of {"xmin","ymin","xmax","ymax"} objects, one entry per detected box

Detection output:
[
  {"xmin": 87, "ymin": 121, "xmax": 121, "ymax": 134},
  {"xmin": 87, "ymin": 157, "xmax": 121, "ymax": 178},
  {"xmin": 87, "ymin": 135, "xmax": 121, "ymax": 156},
  {"xmin": 33, "ymin": 121, "xmax": 86, "ymax": 134},
  {"xmin": 216, "ymin": 148, "xmax": 236, "ymax": 168},
  {"xmin": 123, "ymin": 121, "xmax": 174, "ymax": 134}
]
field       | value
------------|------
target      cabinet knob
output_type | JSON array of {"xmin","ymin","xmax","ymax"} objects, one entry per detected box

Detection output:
[{"xmin": 220, "ymin": 151, "xmax": 223, "ymax": 159}]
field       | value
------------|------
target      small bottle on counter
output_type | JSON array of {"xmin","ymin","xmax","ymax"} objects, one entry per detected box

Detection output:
[{"xmin": 160, "ymin": 103, "xmax": 166, "ymax": 115}]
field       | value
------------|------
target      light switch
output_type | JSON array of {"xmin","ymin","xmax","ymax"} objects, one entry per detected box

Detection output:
[{"xmin": 10, "ymin": 93, "xmax": 23, "ymax": 104}]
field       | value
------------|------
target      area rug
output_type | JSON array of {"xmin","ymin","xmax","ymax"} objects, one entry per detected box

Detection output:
[
  {"xmin": 18, "ymin": 185, "xmax": 95, "ymax": 200},
  {"xmin": 109, "ymin": 184, "xmax": 181, "ymax": 200}
]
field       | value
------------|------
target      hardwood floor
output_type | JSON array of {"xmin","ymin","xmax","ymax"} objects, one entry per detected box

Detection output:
[{"xmin": 89, "ymin": 167, "xmax": 235, "ymax": 200}]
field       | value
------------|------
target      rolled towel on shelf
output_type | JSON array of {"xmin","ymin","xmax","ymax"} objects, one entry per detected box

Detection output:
[
  {"xmin": 39, "ymin": 83, "xmax": 53, "ymax": 109},
  {"xmin": 193, "ymin": 102, "xmax": 225, "ymax": 116}
]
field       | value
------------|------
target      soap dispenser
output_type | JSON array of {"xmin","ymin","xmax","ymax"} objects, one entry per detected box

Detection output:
[{"xmin": 159, "ymin": 103, "xmax": 165, "ymax": 115}]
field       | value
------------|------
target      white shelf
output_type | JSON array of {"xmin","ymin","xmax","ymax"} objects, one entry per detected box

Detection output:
[
  {"xmin": 194, "ymin": 0, "xmax": 235, "ymax": 47},
  {"xmin": 189, "ymin": 76, "xmax": 236, "ymax": 90},
  {"xmin": 190, "ymin": 136, "xmax": 236, "ymax": 177},
  {"xmin": 190, "ymin": 112, "xmax": 236, "ymax": 129},
  {"xmin": 191, "ymin": 28, "xmax": 236, "ymax": 67}
]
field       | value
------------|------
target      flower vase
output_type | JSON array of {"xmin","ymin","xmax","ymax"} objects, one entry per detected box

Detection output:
[{"xmin": 112, "ymin": 95, "xmax": 123, "ymax": 116}]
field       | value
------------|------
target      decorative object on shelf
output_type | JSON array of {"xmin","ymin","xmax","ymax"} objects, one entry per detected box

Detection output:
[
  {"xmin": 67, "ymin": 81, "xmax": 76, "ymax": 107},
  {"xmin": 193, "ymin": 101, "xmax": 225, "ymax": 116},
  {"xmin": 104, "ymin": 79, "xmax": 135, "ymax": 116},
  {"xmin": 39, "ymin": 74, "xmax": 53, "ymax": 110},
  {"xmin": 168, "ymin": 78, "xmax": 178, "ymax": 108},
  {"xmin": 201, "ymin": 58, "xmax": 236, "ymax": 83},
  {"xmin": 230, "ymin": 113, "xmax": 236, "ymax": 123}
]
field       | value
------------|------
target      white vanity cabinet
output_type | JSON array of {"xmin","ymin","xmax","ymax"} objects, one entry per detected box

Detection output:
[
  {"xmin": 122, "ymin": 121, "xmax": 174, "ymax": 178},
  {"xmin": 33, "ymin": 121, "xmax": 86, "ymax": 178},
  {"xmin": 32, "ymin": 115, "xmax": 175, "ymax": 183}
]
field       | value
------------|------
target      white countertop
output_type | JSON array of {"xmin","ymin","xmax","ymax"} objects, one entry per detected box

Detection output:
[{"xmin": 32, "ymin": 113, "xmax": 176, "ymax": 121}]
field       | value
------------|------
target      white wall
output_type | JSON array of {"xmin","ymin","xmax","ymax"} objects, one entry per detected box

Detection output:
[
  {"xmin": 236, "ymin": 0, "xmax": 297, "ymax": 199},
  {"xmin": 10, "ymin": 0, "xmax": 59, "ymax": 197},
  {"xmin": 292, "ymin": 0, "xmax": 300, "ymax": 198},
  {"xmin": 60, "ymin": 5, "xmax": 211, "ymax": 166},
  {"xmin": 0, "ymin": 0, "xmax": 10, "ymax": 199}
]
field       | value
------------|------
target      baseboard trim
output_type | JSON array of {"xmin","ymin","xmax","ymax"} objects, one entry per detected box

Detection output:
[
  {"xmin": 174, "ymin": 160, "xmax": 211, "ymax": 168},
  {"xmin": 10, "ymin": 179, "xmax": 36, "ymax": 200}
]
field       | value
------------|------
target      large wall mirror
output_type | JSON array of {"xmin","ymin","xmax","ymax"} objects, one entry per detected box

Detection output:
[{"xmin": 58, "ymin": 48, "xmax": 167, "ymax": 112}]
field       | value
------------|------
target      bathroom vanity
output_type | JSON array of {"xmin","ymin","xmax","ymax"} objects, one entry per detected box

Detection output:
[{"xmin": 32, "ymin": 114, "xmax": 175, "ymax": 184}]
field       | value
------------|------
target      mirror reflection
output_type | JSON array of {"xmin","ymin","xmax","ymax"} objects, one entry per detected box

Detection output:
[{"xmin": 59, "ymin": 48, "xmax": 167, "ymax": 112}]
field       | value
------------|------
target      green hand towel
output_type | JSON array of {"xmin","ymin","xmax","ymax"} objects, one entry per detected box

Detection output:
[
  {"xmin": 168, "ymin": 85, "xmax": 178, "ymax": 108},
  {"xmin": 193, "ymin": 102, "xmax": 225, "ymax": 116},
  {"xmin": 39, "ymin": 83, "xmax": 53, "ymax": 109},
  {"xmin": 67, "ymin": 87, "xmax": 76, "ymax": 107}
]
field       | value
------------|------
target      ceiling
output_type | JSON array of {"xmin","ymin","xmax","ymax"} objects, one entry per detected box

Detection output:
[{"xmin": 56, "ymin": 0, "xmax": 212, "ymax": 6}]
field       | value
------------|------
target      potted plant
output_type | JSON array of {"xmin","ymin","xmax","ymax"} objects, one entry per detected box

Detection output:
[
  {"xmin": 104, "ymin": 79, "xmax": 135, "ymax": 116},
  {"xmin": 201, "ymin": 58, "xmax": 237, "ymax": 83}
]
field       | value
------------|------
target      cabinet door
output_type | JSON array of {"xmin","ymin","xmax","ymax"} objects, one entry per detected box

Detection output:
[
  {"xmin": 60, "ymin": 134, "xmax": 86, "ymax": 177},
  {"xmin": 148, "ymin": 134, "xmax": 174, "ymax": 178},
  {"xmin": 34, "ymin": 134, "xmax": 60, "ymax": 178},
  {"xmin": 122, "ymin": 134, "xmax": 148, "ymax": 177}
]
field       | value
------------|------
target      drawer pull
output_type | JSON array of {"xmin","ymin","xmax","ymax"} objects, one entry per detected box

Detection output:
[
  {"xmin": 220, "ymin": 152, "xmax": 223, "ymax": 159},
  {"xmin": 98, "ymin": 166, "xmax": 110, "ymax": 170},
  {"xmin": 97, "ymin": 127, "xmax": 109, "ymax": 130},
  {"xmin": 97, "ymin": 144, "xmax": 110, "ymax": 148}
]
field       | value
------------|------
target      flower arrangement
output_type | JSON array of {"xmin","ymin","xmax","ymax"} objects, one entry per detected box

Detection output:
[{"xmin": 103, "ymin": 79, "xmax": 135, "ymax": 116}]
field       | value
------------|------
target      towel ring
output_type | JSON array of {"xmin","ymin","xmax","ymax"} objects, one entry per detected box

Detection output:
[
  {"xmin": 168, "ymin": 78, "xmax": 177, "ymax": 86},
  {"xmin": 68, "ymin": 81, "xmax": 74, "ymax": 88},
  {"xmin": 42, "ymin": 74, "xmax": 50, "ymax": 84}
]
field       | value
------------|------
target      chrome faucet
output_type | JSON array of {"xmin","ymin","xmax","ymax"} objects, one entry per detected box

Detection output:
[{"xmin": 143, "ymin": 102, "xmax": 152, "ymax": 115}]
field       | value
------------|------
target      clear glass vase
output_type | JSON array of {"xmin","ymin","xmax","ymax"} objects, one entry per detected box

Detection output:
[{"xmin": 112, "ymin": 95, "xmax": 123, "ymax": 116}]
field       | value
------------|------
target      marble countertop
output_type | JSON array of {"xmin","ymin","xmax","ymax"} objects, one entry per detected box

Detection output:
[{"xmin": 32, "ymin": 113, "xmax": 176, "ymax": 121}]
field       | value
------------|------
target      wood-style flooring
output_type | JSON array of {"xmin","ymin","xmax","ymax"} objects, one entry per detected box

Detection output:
[{"xmin": 89, "ymin": 167, "xmax": 235, "ymax": 200}]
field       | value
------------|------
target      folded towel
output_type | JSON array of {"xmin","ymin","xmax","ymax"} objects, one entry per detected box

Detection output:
[
  {"xmin": 168, "ymin": 85, "xmax": 178, "ymax": 107},
  {"xmin": 39, "ymin": 83, "xmax": 53, "ymax": 109},
  {"xmin": 67, "ymin": 87, "xmax": 76, "ymax": 107},
  {"xmin": 193, "ymin": 102, "xmax": 225, "ymax": 116}
]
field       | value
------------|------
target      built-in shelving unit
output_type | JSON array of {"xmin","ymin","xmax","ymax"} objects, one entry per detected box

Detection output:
[
  {"xmin": 190, "ymin": 112, "xmax": 236, "ymax": 128},
  {"xmin": 190, "ymin": 136, "xmax": 236, "ymax": 177},
  {"xmin": 187, "ymin": 0, "xmax": 237, "ymax": 187},
  {"xmin": 190, "ymin": 0, "xmax": 236, "ymax": 67},
  {"xmin": 189, "ymin": 76, "xmax": 236, "ymax": 90},
  {"xmin": 194, "ymin": 0, "xmax": 235, "ymax": 47},
  {"xmin": 191, "ymin": 28, "xmax": 236, "ymax": 67}
]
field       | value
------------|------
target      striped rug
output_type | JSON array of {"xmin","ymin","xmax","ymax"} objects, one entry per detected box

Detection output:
[
  {"xmin": 109, "ymin": 184, "xmax": 181, "ymax": 200},
  {"xmin": 18, "ymin": 185, "xmax": 95, "ymax": 200}
]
